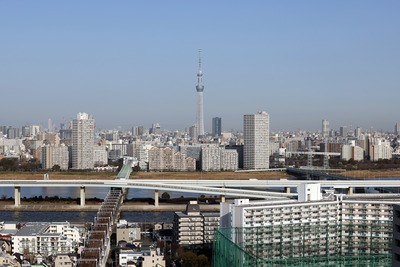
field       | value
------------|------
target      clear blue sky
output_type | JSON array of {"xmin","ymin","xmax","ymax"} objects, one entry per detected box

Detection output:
[{"xmin": 1, "ymin": 1, "xmax": 399, "ymax": 132}]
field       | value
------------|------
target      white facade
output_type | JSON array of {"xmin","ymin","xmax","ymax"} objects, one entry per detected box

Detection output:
[
  {"xmin": 298, "ymin": 183, "xmax": 322, "ymax": 202},
  {"xmin": 243, "ymin": 111, "xmax": 269, "ymax": 170},
  {"xmin": 220, "ymin": 149, "xmax": 238, "ymax": 171},
  {"xmin": 322, "ymin": 119, "xmax": 329, "ymax": 138},
  {"xmin": 93, "ymin": 144, "xmax": 108, "ymax": 166},
  {"xmin": 30, "ymin": 125, "xmax": 41, "ymax": 137},
  {"xmin": 72, "ymin": 112, "xmax": 95, "ymax": 169},
  {"xmin": 369, "ymin": 139, "xmax": 392, "ymax": 161},
  {"xmin": 119, "ymin": 250, "xmax": 143, "ymax": 266},
  {"xmin": 119, "ymin": 249, "xmax": 165, "ymax": 267},
  {"xmin": 220, "ymin": 193, "xmax": 396, "ymax": 258},
  {"xmin": 201, "ymin": 146, "xmax": 221, "ymax": 171},
  {"xmin": 341, "ymin": 143, "xmax": 364, "ymax": 161}
]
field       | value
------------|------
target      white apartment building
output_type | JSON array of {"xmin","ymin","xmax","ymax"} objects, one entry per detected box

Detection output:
[
  {"xmin": 119, "ymin": 250, "xmax": 143, "ymax": 266},
  {"xmin": 322, "ymin": 119, "xmax": 330, "ymax": 138},
  {"xmin": 221, "ymin": 149, "xmax": 238, "ymax": 171},
  {"xmin": 219, "ymin": 184, "xmax": 395, "ymax": 260},
  {"xmin": 12, "ymin": 222, "xmax": 81, "ymax": 257},
  {"xmin": 201, "ymin": 146, "xmax": 221, "ymax": 171},
  {"xmin": 341, "ymin": 141, "xmax": 364, "ymax": 161},
  {"xmin": 369, "ymin": 139, "xmax": 392, "ymax": 161},
  {"xmin": 93, "ymin": 144, "xmax": 108, "ymax": 166},
  {"xmin": 40, "ymin": 144, "xmax": 69, "ymax": 170},
  {"xmin": 119, "ymin": 249, "xmax": 165, "ymax": 267},
  {"xmin": 72, "ymin": 112, "xmax": 95, "ymax": 169},
  {"xmin": 243, "ymin": 111, "xmax": 269, "ymax": 170}
]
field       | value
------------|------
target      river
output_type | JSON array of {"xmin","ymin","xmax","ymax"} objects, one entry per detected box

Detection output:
[
  {"xmin": 0, "ymin": 187, "xmax": 202, "ymax": 199},
  {"xmin": 0, "ymin": 187, "xmax": 199, "ymax": 223},
  {"xmin": 0, "ymin": 210, "xmax": 175, "ymax": 223}
]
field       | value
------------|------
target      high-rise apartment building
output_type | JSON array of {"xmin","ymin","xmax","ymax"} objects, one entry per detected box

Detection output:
[
  {"xmin": 216, "ymin": 187, "xmax": 396, "ymax": 267},
  {"xmin": 189, "ymin": 125, "xmax": 197, "ymax": 140},
  {"xmin": 150, "ymin": 123, "xmax": 161, "ymax": 135},
  {"xmin": 133, "ymin": 126, "xmax": 144, "ymax": 136},
  {"xmin": 72, "ymin": 112, "xmax": 95, "ymax": 169},
  {"xmin": 40, "ymin": 144, "xmax": 69, "ymax": 170},
  {"xmin": 21, "ymin": 126, "xmax": 30, "ymax": 137},
  {"xmin": 354, "ymin": 126, "xmax": 362, "ymax": 139},
  {"xmin": 340, "ymin": 126, "xmax": 348, "ymax": 137},
  {"xmin": 30, "ymin": 125, "xmax": 40, "ymax": 137},
  {"xmin": 48, "ymin": 118, "xmax": 54, "ymax": 133},
  {"xmin": 212, "ymin": 117, "xmax": 222, "ymax": 137},
  {"xmin": 243, "ymin": 111, "xmax": 269, "ymax": 170},
  {"xmin": 395, "ymin": 123, "xmax": 400, "ymax": 136},
  {"xmin": 322, "ymin": 119, "xmax": 329, "ymax": 138}
]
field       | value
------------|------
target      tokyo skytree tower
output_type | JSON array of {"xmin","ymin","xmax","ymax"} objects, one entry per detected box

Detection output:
[{"xmin": 195, "ymin": 49, "xmax": 205, "ymax": 138}]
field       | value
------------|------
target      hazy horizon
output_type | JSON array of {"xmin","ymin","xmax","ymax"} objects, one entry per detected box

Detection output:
[{"xmin": 1, "ymin": 1, "xmax": 399, "ymax": 132}]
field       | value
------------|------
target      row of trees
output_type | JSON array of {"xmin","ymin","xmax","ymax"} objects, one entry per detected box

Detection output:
[
  {"xmin": 0, "ymin": 157, "xmax": 126, "ymax": 172},
  {"xmin": 284, "ymin": 155, "xmax": 400, "ymax": 170},
  {"xmin": 0, "ymin": 158, "xmax": 41, "ymax": 171}
]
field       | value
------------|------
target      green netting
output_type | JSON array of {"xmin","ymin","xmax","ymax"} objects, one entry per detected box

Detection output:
[{"xmin": 213, "ymin": 222, "xmax": 392, "ymax": 267}]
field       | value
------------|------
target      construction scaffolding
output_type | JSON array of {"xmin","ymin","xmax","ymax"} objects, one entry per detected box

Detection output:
[{"xmin": 213, "ymin": 222, "xmax": 392, "ymax": 267}]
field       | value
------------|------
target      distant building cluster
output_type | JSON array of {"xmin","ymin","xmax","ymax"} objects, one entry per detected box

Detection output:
[
  {"xmin": 2, "ymin": 115, "xmax": 400, "ymax": 172},
  {"xmin": 0, "ymin": 109, "xmax": 272, "ymax": 172}
]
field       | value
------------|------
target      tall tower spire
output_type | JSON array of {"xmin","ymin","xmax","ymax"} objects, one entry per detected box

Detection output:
[{"xmin": 196, "ymin": 49, "xmax": 205, "ymax": 138}]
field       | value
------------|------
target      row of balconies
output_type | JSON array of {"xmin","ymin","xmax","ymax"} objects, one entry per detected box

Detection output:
[
  {"xmin": 179, "ymin": 222, "xmax": 203, "ymax": 227},
  {"xmin": 179, "ymin": 227, "xmax": 203, "ymax": 232},
  {"xmin": 179, "ymin": 237, "xmax": 204, "ymax": 241}
]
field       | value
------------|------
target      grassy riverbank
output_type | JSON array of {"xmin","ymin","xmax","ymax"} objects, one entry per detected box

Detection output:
[
  {"xmin": 339, "ymin": 169, "xmax": 400, "ymax": 178},
  {"xmin": 0, "ymin": 170, "xmax": 290, "ymax": 180},
  {"xmin": 0, "ymin": 169, "xmax": 399, "ymax": 180}
]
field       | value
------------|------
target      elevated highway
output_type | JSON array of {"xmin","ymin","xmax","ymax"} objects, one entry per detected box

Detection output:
[{"xmin": 2, "ymin": 178, "xmax": 400, "ymax": 207}]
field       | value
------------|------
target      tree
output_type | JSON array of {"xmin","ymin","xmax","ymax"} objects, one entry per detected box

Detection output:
[
  {"xmin": 197, "ymin": 254, "xmax": 209, "ymax": 267},
  {"xmin": 52, "ymin": 164, "xmax": 61, "ymax": 171},
  {"xmin": 0, "ymin": 158, "xmax": 17, "ymax": 171},
  {"xmin": 182, "ymin": 251, "xmax": 197, "ymax": 267},
  {"xmin": 161, "ymin": 192, "xmax": 170, "ymax": 200},
  {"xmin": 132, "ymin": 163, "xmax": 141, "ymax": 172}
]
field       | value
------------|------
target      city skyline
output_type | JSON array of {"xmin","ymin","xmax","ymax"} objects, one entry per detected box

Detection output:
[{"xmin": 1, "ymin": 1, "xmax": 399, "ymax": 131}]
